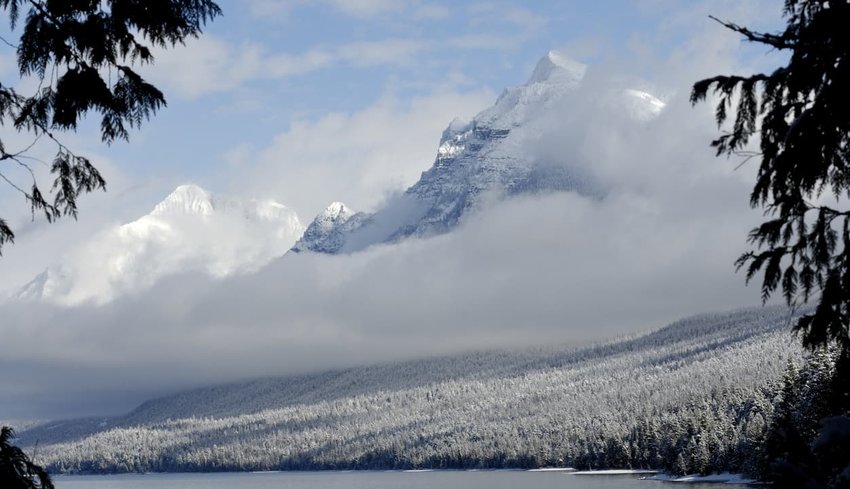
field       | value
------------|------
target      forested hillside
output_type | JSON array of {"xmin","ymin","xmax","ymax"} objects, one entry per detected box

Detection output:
[{"xmin": 21, "ymin": 307, "xmax": 802, "ymax": 475}]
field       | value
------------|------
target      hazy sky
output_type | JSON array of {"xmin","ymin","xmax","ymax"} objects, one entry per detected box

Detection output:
[{"xmin": 0, "ymin": 0, "xmax": 788, "ymax": 421}]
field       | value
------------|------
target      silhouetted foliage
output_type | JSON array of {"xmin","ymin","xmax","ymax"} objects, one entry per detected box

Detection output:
[
  {"xmin": 691, "ymin": 0, "xmax": 850, "ymax": 354},
  {"xmin": 693, "ymin": 3, "xmax": 850, "ymax": 484},
  {"xmin": 693, "ymin": 2, "xmax": 850, "ymax": 484},
  {"xmin": 0, "ymin": 426, "xmax": 52, "ymax": 489},
  {"xmin": 0, "ymin": 0, "xmax": 221, "ymax": 253}
]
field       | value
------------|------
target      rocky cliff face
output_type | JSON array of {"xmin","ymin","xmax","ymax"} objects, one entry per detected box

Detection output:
[{"xmin": 290, "ymin": 202, "xmax": 368, "ymax": 254}]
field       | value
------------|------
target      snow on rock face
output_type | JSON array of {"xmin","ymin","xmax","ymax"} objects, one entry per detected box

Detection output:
[
  {"xmin": 527, "ymin": 50, "xmax": 587, "ymax": 85},
  {"xmin": 297, "ymin": 50, "xmax": 646, "ymax": 254},
  {"xmin": 475, "ymin": 50, "xmax": 585, "ymax": 130},
  {"xmin": 14, "ymin": 185, "xmax": 305, "ymax": 305},
  {"xmin": 291, "ymin": 202, "xmax": 368, "ymax": 254},
  {"xmin": 151, "ymin": 184, "xmax": 214, "ymax": 217}
]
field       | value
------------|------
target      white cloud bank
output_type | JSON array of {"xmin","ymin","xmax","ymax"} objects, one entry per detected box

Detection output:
[{"xmin": 143, "ymin": 35, "xmax": 431, "ymax": 99}]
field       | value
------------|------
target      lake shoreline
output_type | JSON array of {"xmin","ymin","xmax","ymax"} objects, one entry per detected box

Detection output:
[{"xmin": 52, "ymin": 467, "xmax": 760, "ymax": 486}]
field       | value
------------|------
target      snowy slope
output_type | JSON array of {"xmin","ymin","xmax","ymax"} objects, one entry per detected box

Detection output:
[
  {"xmin": 19, "ymin": 307, "xmax": 801, "ymax": 474},
  {"xmin": 14, "ymin": 184, "xmax": 304, "ymax": 305},
  {"xmin": 296, "ymin": 51, "xmax": 664, "ymax": 253}
]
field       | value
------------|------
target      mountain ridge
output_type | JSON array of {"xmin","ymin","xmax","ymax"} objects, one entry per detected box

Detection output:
[{"xmin": 294, "ymin": 50, "xmax": 664, "ymax": 254}]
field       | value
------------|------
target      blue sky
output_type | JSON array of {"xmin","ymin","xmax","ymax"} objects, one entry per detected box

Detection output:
[{"xmin": 88, "ymin": 0, "xmax": 781, "ymax": 205}]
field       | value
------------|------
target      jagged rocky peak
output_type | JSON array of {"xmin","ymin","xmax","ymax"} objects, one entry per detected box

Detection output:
[
  {"xmin": 151, "ymin": 183, "xmax": 214, "ymax": 217},
  {"xmin": 441, "ymin": 117, "xmax": 471, "ymax": 140},
  {"xmin": 437, "ymin": 51, "xmax": 586, "ymax": 150},
  {"xmin": 527, "ymin": 49, "xmax": 587, "ymax": 85},
  {"xmin": 319, "ymin": 202, "xmax": 355, "ymax": 223},
  {"xmin": 291, "ymin": 202, "xmax": 367, "ymax": 254},
  {"xmin": 289, "ymin": 51, "xmax": 666, "ymax": 256},
  {"xmin": 475, "ymin": 51, "xmax": 585, "ymax": 130}
]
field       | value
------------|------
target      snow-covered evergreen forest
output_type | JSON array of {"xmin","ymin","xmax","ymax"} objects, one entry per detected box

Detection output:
[{"xmin": 20, "ymin": 307, "xmax": 805, "ymax": 476}]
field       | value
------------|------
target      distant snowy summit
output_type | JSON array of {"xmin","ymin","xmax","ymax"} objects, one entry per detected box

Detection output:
[
  {"xmin": 294, "ymin": 50, "xmax": 665, "ymax": 254},
  {"xmin": 15, "ymin": 184, "xmax": 304, "ymax": 305},
  {"xmin": 151, "ymin": 183, "xmax": 216, "ymax": 216},
  {"xmin": 291, "ymin": 202, "xmax": 368, "ymax": 254},
  {"xmin": 152, "ymin": 184, "xmax": 298, "ymax": 224}
]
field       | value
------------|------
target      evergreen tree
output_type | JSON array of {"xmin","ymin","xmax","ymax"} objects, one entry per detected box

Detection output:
[
  {"xmin": 691, "ymin": 0, "xmax": 850, "ymax": 354},
  {"xmin": 0, "ymin": 427, "xmax": 52, "ymax": 489},
  {"xmin": 692, "ymin": 3, "xmax": 850, "ymax": 484},
  {"xmin": 0, "ymin": 0, "xmax": 221, "ymax": 253}
]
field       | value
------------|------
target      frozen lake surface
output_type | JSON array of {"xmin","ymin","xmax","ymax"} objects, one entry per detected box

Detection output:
[{"xmin": 53, "ymin": 470, "xmax": 754, "ymax": 489}]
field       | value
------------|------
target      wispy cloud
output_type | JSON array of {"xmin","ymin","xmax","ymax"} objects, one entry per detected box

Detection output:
[
  {"xmin": 145, "ymin": 36, "xmax": 431, "ymax": 98},
  {"xmin": 447, "ymin": 34, "xmax": 523, "ymax": 51},
  {"xmin": 445, "ymin": 4, "xmax": 548, "ymax": 52},
  {"xmin": 229, "ymin": 86, "xmax": 495, "ymax": 217},
  {"xmin": 467, "ymin": 3, "xmax": 548, "ymax": 32},
  {"xmin": 241, "ymin": 0, "xmax": 449, "ymax": 20},
  {"xmin": 337, "ymin": 39, "xmax": 429, "ymax": 67},
  {"xmin": 142, "ymin": 1, "xmax": 558, "ymax": 99}
]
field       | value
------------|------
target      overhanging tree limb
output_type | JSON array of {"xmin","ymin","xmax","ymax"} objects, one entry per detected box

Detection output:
[
  {"xmin": 0, "ymin": 0, "xmax": 221, "ymax": 254},
  {"xmin": 692, "ymin": 0, "xmax": 850, "ymax": 353}
]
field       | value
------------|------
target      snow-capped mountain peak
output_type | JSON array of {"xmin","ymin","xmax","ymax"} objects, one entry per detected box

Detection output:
[
  {"xmin": 291, "ymin": 202, "xmax": 368, "ymax": 254},
  {"xmin": 527, "ymin": 49, "xmax": 586, "ymax": 85},
  {"xmin": 14, "ymin": 184, "xmax": 305, "ymax": 305},
  {"xmin": 151, "ymin": 183, "xmax": 214, "ymax": 217},
  {"xmin": 319, "ymin": 202, "xmax": 355, "ymax": 222},
  {"xmin": 291, "ymin": 51, "xmax": 665, "ymax": 255},
  {"xmin": 476, "ymin": 51, "xmax": 585, "ymax": 130}
]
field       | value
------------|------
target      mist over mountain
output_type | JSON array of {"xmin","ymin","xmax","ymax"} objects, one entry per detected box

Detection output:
[
  {"xmin": 295, "ymin": 51, "xmax": 665, "ymax": 254},
  {"xmin": 10, "ymin": 51, "xmax": 668, "ymax": 305},
  {"xmin": 13, "ymin": 184, "xmax": 304, "ymax": 305}
]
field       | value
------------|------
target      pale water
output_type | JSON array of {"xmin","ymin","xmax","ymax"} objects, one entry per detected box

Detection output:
[{"xmin": 53, "ymin": 471, "xmax": 752, "ymax": 489}]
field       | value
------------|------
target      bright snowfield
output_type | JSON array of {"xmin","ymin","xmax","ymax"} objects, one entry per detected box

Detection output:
[
  {"xmin": 18, "ymin": 307, "xmax": 801, "ymax": 475},
  {"xmin": 13, "ymin": 184, "xmax": 304, "ymax": 305}
]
